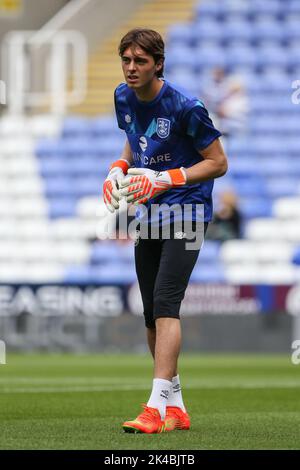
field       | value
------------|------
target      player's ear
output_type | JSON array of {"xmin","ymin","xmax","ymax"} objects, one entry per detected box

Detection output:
[{"xmin": 155, "ymin": 59, "xmax": 163, "ymax": 74}]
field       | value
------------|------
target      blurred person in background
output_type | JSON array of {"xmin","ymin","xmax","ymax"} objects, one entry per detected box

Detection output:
[
  {"xmin": 203, "ymin": 67, "xmax": 248, "ymax": 138},
  {"xmin": 207, "ymin": 189, "xmax": 242, "ymax": 242},
  {"xmin": 102, "ymin": 28, "xmax": 227, "ymax": 434}
]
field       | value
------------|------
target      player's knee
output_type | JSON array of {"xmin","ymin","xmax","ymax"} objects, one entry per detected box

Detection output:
[{"xmin": 153, "ymin": 295, "xmax": 180, "ymax": 321}]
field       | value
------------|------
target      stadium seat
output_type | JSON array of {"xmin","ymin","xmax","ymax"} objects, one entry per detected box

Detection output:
[
  {"xmin": 195, "ymin": 1, "xmax": 226, "ymax": 20},
  {"xmin": 250, "ymin": 0, "xmax": 283, "ymax": 16},
  {"xmin": 223, "ymin": 21, "xmax": 253, "ymax": 42},
  {"xmin": 239, "ymin": 198, "xmax": 273, "ymax": 219},
  {"xmin": 220, "ymin": 240, "xmax": 295, "ymax": 264},
  {"xmin": 166, "ymin": 71, "xmax": 199, "ymax": 95},
  {"xmin": 62, "ymin": 116, "xmax": 91, "ymax": 137},
  {"xmin": 292, "ymin": 247, "xmax": 300, "ymax": 265},
  {"xmin": 195, "ymin": 45, "xmax": 226, "ymax": 68},
  {"xmin": 89, "ymin": 116, "xmax": 120, "ymax": 136},
  {"xmin": 166, "ymin": 23, "xmax": 197, "ymax": 47},
  {"xmin": 48, "ymin": 198, "xmax": 77, "ymax": 219},
  {"xmin": 225, "ymin": 45, "xmax": 257, "ymax": 67},
  {"xmin": 273, "ymin": 197, "xmax": 300, "ymax": 219},
  {"xmin": 90, "ymin": 242, "xmax": 124, "ymax": 265},
  {"xmin": 245, "ymin": 218, "xmax": 287, "ymax": 240},
  {"xmin": 165, "ymin": 46, "xmax": 196, "ymax": 71},
  {"xmin": 190, "ymin": 263, "xmax": 226, "ymax": 283},
  {"xmin": 199, "ymin": 240, "xmax": 221, "ymax": 263},
  {"xmin": 225, "ymin": 264, "xmax": 297, "ymax": 284},
  {"xmin": 193, "ymin": 20, "xmax": 225, "ymax": 43},
  {"xmin": 266, "ymin": 178, "xmax": 299, "ymax": 198},
  {"xmin": 64, "ymin": 265, "xmax": 136, "ymax": 285}
]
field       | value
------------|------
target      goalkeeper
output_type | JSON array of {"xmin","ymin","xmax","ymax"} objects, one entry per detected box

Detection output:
[{"xmin": 103, "ymin": 28, "xmax": 228, "ymax": 434}]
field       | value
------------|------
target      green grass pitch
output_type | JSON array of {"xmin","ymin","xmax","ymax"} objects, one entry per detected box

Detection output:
[{"xmin": 0, "ymin": 353, "xmax": 299, "ymax": 449}]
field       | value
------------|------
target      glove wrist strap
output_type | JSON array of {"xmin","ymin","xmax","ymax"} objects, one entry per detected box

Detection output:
[
  {"xmin": 167, "ymin": 167, "xmax": 187, "ymax": 186},
  {"xmin": 110, "ymin": 159, "xmax": 130, "ymax": 175}
]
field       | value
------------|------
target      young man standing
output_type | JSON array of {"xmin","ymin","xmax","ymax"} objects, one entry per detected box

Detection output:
[{"xmin": 103, "ymin": 28, "xmax": 228, "ymax": 433}]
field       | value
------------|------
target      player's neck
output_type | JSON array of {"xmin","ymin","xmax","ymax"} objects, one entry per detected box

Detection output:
[{"xmin": 134, "ymin": 78, "xmax": 164, "ymax": 102}]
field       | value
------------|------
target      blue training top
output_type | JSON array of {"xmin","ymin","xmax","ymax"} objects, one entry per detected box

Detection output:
[{"xmin": 114, "ymin": 79, "xmax": 222, "ymax": 224}]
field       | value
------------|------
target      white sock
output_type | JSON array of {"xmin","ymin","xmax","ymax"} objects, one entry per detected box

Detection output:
[
  {"xmin": 167, "ymin": 374, "xmax": 186, "ymax": 412},
  {"xmin": 147, "ymin": 378, "xmax": 172, "ymax": 420}
]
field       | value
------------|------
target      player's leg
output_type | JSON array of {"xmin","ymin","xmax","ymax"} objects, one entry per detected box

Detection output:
[
  {"xmin": 147, "ymin": 327, "xmax": 156, "ymax": 359},
  {"xmin": 153, "ymin": 317, "xmax": 181, "ymax": 380},
  {"xmin": 123, "ymin": 236, "xmax": 165, "ymax": 433},
  {"xmin": 151, "ymin": 224, "xmax": 207, "ymax": 430},
  {"xmin": 134, "ymin": 235, "xmax": 161, "ymax": 330}
]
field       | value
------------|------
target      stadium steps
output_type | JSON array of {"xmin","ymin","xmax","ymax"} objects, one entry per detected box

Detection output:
[{"xmin": 70, "ymin": 0, "xmax": 196, "ymax": 116}]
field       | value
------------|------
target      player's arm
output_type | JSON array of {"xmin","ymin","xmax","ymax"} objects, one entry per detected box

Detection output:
[
  {"xmin": 119, "ymin": 139, "xmax": 228, "ymax": 205},
  {"xmin": 184, "ymin": 138, "xmax": 228, "ymax": 184},
  {"xmin": 103, "ymin": 139, "xmax": 133, "ymax": 212},
  {"xmin": 119, "ymin": 138, "xmax": 134, "ymax": 166}
]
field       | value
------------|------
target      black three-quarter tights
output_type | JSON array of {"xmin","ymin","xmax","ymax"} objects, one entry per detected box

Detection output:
[{"xmin": 134, "ymin": 222, "xmax": 208, "ymax": 328}]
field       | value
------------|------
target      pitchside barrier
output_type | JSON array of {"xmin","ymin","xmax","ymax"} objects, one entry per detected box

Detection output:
[{"xmin": 0, "ymin": 282, "xmax": 297, "ymax": 352}]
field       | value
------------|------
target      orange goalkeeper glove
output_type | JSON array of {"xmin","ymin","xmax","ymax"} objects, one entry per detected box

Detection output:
[
  {"xmin": 103, "ymin": 159, "xmax": 130, "ymax": 212},
  {"xmin": 120, "ymin": 167, "xmax": 187, "ymax": 205}
]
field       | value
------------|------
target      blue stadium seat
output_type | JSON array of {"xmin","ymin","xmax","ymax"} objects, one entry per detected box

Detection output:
[
  {"xmin": 286, "ymin": 0, "xmax": 300, "ymax": 15},
  {"xmin": 229, "ymin": 158, "xmax": 261, "ymax": 177},
  {"xmin": 66, "ymin": 265, "xmax": 136, "ymax": 284},
  {"xmin": 257, "ymin": 45, "xmax": 288, "ymax": 67},
  {"xmin": 166, "ymin": 71, "xmax": 199, "ymax": 95},
  {"xmin": 246, "ymin": 74, "xmax": 289, "ymax": 94},
  {"xmin": 190, "ymin": 263, "xmax": 226, "ymax": 282},
  {"xmin": 44, "ymin": 177, "xmax": 74, "ymax": 197},
  {"xmin": 285, "ymin": 138, "xmax": 300, "ymax": 156},
  {"xmin": 249, "ymin": 0, "xmax": 283, "ymax": 17},
  {"xmin": 252, "ymin": 21, "xmax": 283, "ymax": 42},
  {"xmin": 226, "ymin": 45, "xmax": 257, "ymax": 67},
  {"xmin": 223, "ymin": 21, "xmax": 253, "ymax": 42},
  {"xmin": 249, "ymin": 96, "xmax": 295, "ymax": 113},
  {"xmin": 63, "ymin": 266, "xmax": 92, "ymax": 284},
  {"xmin": 193, "ymin": 20, "xmax": 225, "ymax": 43},
  {"xmin": 89, "ymin": 116, "xmax": 120, "ymax": 136},
  {"xmin": 266, "ymin": 178, "xmax": 299, "ymax": 198},
  {"xmin": 90, "ymin": 265, "xmax": 136, "ymax": 284},
  {"xmin": 90, "ymin": 242, "xmax": 129, "ymax": 265},
  {"xmin": 36, "ymin": 139, "xmax": 63, "ymax": 158},
  {"xmin": 39, "ymin": 158, "xmax": 69, "ymax": 176},
  {"xmin": 199, "ymin": 240, "xmax": 221, "ymax": 263},
  {"xmin": 283, "ymin": 18, "xmax": 300, "ymax": 41},
  {"xmin": 72, "ymin": 177, "xmax": 100, "ymax": 197},
  {"xmin": 48, "ymin": 198, "xmax": 77, "ymax": 219},
  {"xmin": 233, "ymin": 178, "xmax": 267, "ymax": 197},
  {"xmin": 249, "ymin": 115, "xmax": 300, "ymax": 134},
  {"xmin": 195, "ymin": 1, "xmax": 226, "ymax": 20},
  {"xmin": 195, "ymin": 45, "xmax": 226, "ymax": 68},
  {"xmin": 166, "ymin": 23, "xmax": 197, "ymax": 47},
  {"xmin": 165, "ymin": 46, "xmax": 197, "ymax": 71},
  {"xmin": 292, "ymin": 247, "xmax": 300, "ymax": 266},
  {"xmin": 287, "ymin": 46, "xmax": 300, "ymax": 68},
  {"xmin": 239, "ymin": 198, "xmax": 273, "ymax": 219},
  {"xmin": 259, "ymin": 158, "xmax": 300, "ymax": 176},
  {"xmin": 68, "ymin": 157, "xmax": 102, "ymax": 175},
  {"xmin": 62, "ymin": 116, "xmax": 91, "ymax": 137}
]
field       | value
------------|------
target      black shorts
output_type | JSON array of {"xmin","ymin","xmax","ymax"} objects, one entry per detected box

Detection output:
[{"xmin": 134, "ymin": 222, "xmax": 208, "ymax": 328}]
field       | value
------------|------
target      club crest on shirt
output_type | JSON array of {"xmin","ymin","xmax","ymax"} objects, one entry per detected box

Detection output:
[{"xmin": 156, "ymin": 118, "xmax": 170, "ymax": 138}]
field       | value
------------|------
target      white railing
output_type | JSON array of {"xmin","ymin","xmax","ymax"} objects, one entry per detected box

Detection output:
[{"xmin": 1, "ymin": 29, "xmax": 87, "ymax": 115}]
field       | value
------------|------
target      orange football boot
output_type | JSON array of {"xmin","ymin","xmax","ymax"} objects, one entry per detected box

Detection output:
[
  {"xmin": 123, "ymin": 404, "xmax": 166, "ymax": 434},
  {"xmin": 164, "ymin": 406, "xmax": 190, "ymax": 431}
]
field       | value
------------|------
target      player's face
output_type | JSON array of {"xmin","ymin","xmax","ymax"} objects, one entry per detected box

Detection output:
[{"xmin": 121, "ymin": 46, "xmax": 161, "ymax": 89}]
